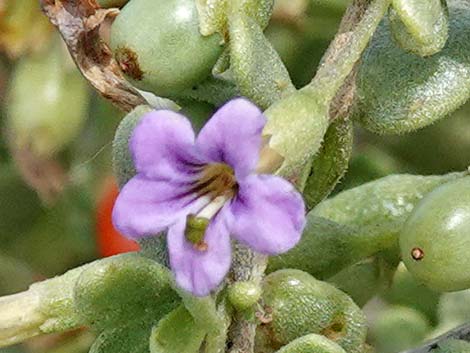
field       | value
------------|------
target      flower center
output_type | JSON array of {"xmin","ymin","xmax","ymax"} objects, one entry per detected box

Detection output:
[
  {"xmin": 194, "ymin": 163, "xmax": 237, "ymax": 199},
  {"xmin": 184, "ymin": 164, "xmax": 237, "ymax": 251}
]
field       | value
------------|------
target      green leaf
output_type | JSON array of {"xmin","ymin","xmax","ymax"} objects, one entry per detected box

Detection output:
[
  {"xmin": 355, "ymin": 0, "xmax": 470, "ymax": 134},
  {"xmin": 269, "ymin": 172, "xmax": 466, "ymax": 278},
  {"xmin": 90, "ymin": 323, "xmax": 151, "ymax": 353},
  {"xmin": 112, "ymin": 105, "xmax": 154, "ymax": 188},
  {"xmin": 303, "ymin": 116, "xmax": 353, "ymax": 211},
  {"xmin": 196, "ymin": 0, "xmax": 273, "ymax": 36},
  {"xmin": 264, "ymin": 90, "xmax": 330, "ymax": 181},
  {"xmin": 328, "ymin": 258, "xmax": 392, "ymax": 307},
  {"xmin": 149, "ymin": 305, "xmax": 206, "ymax": 353},
  {"xmin": 74, "ymin": 253, "xmax": 179, "ymax": 331},
  {"xmin": 228, "ymin": 11, "xmax": 295, "ymax": 109},
  {"xmin": 389, "ymin": 0, "xmax": 448, "ymax": 56},
  {"xmin": 176, "ymin": 288, "xmax": 222, "ymax": 333}
]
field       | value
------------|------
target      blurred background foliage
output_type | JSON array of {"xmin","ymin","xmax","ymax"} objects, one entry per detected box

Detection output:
[{"xmin": 0, "ymin": 0, "xmax": 469, "ymax": 352}]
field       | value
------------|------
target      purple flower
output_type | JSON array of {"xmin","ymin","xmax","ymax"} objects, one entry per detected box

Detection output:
[{"xmin": 112, "ymin": 98, "xmax": 305, "ymax": 296}]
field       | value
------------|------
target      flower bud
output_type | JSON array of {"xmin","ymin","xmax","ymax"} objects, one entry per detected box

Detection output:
[{"xmin": 227, "ymin": 281, "xmax": 262, "ymax": 311}]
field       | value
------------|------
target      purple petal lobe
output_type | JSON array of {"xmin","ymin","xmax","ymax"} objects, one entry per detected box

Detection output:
[
  {"xmin": 112, "ymin": 175, "xmax": 206, "ymax": 239},
  {"xmin": 228, "ymin": 174, "xmax": 305, "ymax": 255},
  {"xmin": 130, "ymin": 110, "xmax": 201, "ymax": 181},
  {"xmin": 167, "ymin": 209, "xmax": 232, "ymax": 296},
  {"xmin": 196, "ymin": 98, "xmax": 266, "ymax": 178}
]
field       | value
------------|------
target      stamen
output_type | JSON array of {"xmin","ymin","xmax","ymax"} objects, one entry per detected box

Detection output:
[
  {"xmin": 197, "ymin": 195, "xmax": 229, "ymax": 219},
  {"xmin": 193, "ymin": 163, "xmax": 237, "ymax": 199},
  {"xmin": 183, "ymin": 163, "xmax": 236, "ymax": 252}
]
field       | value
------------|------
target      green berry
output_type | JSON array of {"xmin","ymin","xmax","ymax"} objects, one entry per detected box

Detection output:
[
  {"xmin": 274, "ymin": 334, "xmax": 347, "ymax": 353},
  {"xmin": 7, "ymin": 46, "xmax": 89, "ymax": 158},
  {"xmin": 400, "ymin": 177, "xmax": 470, "ymax": 292},
  {"xmin": 110, "ymin": 0, "xmax": 224, "ymax": 97},
  {"xmin": 227, "ymin": 281, "xmax": 262, "ymax": 311},
  {"xmin": 258, "ymin": 270, "xmax": 367, "ymax": 353}
]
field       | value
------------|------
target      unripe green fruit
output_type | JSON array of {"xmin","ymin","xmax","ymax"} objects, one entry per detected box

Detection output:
[
  {"xmin": 313, "ymin": 172, "xmax": 464, "ymax": 235},
  {"xmin": 110, "ymin": 0, "xmax": 224, "ymax": 97},
  {"xmin": 6, "ymin": 47, "xmax": 89, "ymax": 157},
  {"xmin": 275, "ymin": 334, "xmax": 347, "ymax": 353},
  {"xmin": 400, "ymin": 177, "xmax": 470, "ymax": 292},
  {"xmin": 389, "ymin": 0, "xmax": 448, "ymax": 56},
  {"xmin": 257, "ymin": 270, "xmax": 367, "ymax": 353},
  {"xmin": 370, "ymin": 306, "xmax": 430, "ymax": 353},
  {"xmin": 355, "ymin": 0, "xmax": 470, "ymax": 134},
  {"xmin": 227, "ymin": 281, "xmax": 262, "ymax": 311},
  {"xmin": 270, "ymin": 173, "xmax": 464, "ymax": 280},
  {"xmin": 382, "ymin": 263, "xmax": 440, "ymax": 324},
  {"xmin": 74, "ymin": 253, "xmax": 179, "ymax": 330}
]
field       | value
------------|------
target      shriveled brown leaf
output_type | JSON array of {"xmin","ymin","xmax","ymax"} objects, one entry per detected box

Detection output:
[{"xmin": 40, "ymin": 0, "xmax": 145, "ymax": 112}]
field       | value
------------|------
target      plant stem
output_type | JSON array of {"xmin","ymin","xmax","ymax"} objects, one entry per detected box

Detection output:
[
  {"xmin": 0, "ymin": 290, "xmax": 45, "ymax": 347},
  {"xmin": 227, "ymin": 244, "xmax": 268, "ymax": 353},
  {"xmin": 0, "ymin": 264, "xmax": 88, "ymax": 348},
  {"xmin": 227, "ymin": 1, "xmax": 392, "ymax": 352},
  {"xmin": 304, "ymin": 0, "xmax": 392, "ymax": 103}
]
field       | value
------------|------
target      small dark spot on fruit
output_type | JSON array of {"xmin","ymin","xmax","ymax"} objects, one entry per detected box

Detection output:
[
  {"xmin": 192, "ymin": 86, "xmax": 198, "ymax": 91},
  {"xmin": 322, "ymin": 320, "xmax": 344, "ymax": 340},
  {"xmin": 411, "ymin": 247, "xmax": 424, "ymax": 261},
  {"xmin": 115, "ymin": 47, "xmax": 144, "ymax": 80}
]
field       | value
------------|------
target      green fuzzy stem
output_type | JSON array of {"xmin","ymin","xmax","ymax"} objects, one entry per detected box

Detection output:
[
  {"xmin": 0, "ymin": 265, "xmax": 88, "ymax": 348},
  {"xmin": 305, "ymin": 0, "xmax": 393, "ymax": 102}
]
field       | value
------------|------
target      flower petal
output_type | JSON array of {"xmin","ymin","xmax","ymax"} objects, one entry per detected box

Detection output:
[
  {"xmin": 112, "ymin": 175, "xmax": 207, "ymax": 239},
  {"xmin": 196, "ymin": 98, "xmax": 266, "ymax": 178},
  {"xmin": 167, "ymin": 210, "xmax": 232, "ymax": 296},
  {"xmin": 228, "ymin": 174, "xmax": 305, "ymax": 254},
  {"xmin": 130, "ymin": 110, "xmax": 201, "ymax": 181}
]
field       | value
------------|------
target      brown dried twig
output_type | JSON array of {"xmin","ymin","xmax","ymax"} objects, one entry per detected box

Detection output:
[{"xmin": 40, "ymin": 0, "xmax": 146, "ymax": 112}]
